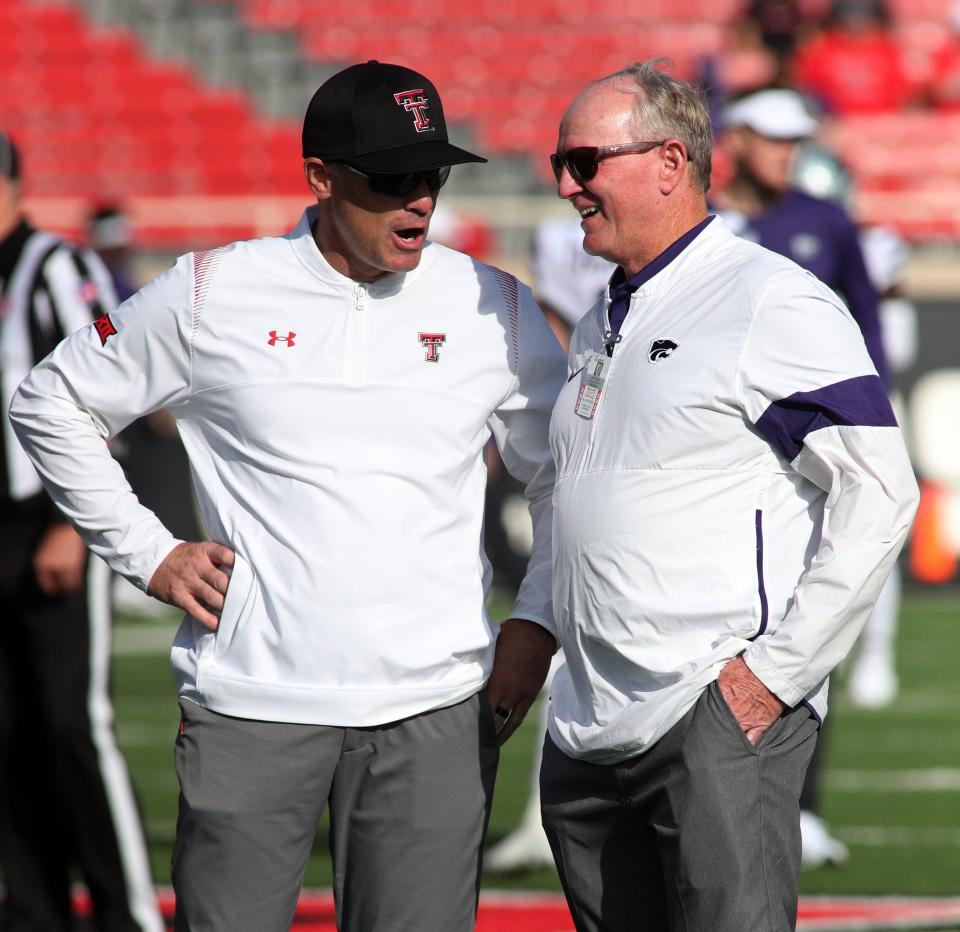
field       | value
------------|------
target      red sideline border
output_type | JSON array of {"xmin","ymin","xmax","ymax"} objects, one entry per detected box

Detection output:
[{"xmin": 70, "ymin": 889, "xmax": 960, "ymax": 931}]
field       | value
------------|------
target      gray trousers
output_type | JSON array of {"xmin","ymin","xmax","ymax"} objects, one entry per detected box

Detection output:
[
  {"xmin": 172, "ymin": 692, "xmax": 500, "ymax": 932},
  {"xmin": 541, "ymin": 681, "xmax": 818, "ymax": 932}
]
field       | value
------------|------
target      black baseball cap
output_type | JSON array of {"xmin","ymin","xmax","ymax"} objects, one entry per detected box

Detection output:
[
  {"xmin": 0, "ymin": 130, "xmax": 20, "ymax": 181},
  {"xmin": 302, "ymin": 60, "xmax": 486, "ymax": 173}
]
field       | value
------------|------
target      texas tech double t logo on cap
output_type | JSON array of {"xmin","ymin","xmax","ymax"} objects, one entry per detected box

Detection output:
[
  {"xmin": 394, "ymin": 90, "xmax": 433, "ymax": 133},
  {"xmin": 300, "ymin": 61, "xmax": 487, "ymax": 171}
]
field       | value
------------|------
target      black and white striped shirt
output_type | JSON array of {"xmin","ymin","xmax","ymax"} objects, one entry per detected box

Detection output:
[{"xmin": 1, "ymin": 219, "xmax": 116, "ymax": 505}]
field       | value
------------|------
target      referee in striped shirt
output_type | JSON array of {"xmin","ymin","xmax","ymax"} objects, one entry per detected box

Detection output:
[{"xmin": 0, "ymin": 132, "xmax": 162, "ymax": 932}]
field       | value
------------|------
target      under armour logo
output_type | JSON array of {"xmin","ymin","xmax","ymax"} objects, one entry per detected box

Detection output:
[
  {"xmin": 268, "ymin": 330, "xmax": 296, "ymax": 347},
  {"xmin": 94, "ymin": 313, "xmax": 118, "ymax": 346},
  {"xmin": 419, "ymin": 332, "xmax": 446, "ymax": 362},
  {"xmin": 648, "ymin": 339, "xmax": 678, "ymax": 363},
  {"xmin": 394, "ymin": 89, "xmax": 433, "ymax": 133}
]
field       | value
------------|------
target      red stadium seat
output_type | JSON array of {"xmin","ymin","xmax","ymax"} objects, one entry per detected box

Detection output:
[{"xmin": 1, "ymin": 0, "xmax": 956, "ymax": 243}]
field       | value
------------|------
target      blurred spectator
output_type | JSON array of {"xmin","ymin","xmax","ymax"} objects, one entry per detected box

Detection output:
[
  {"xmin": 729, "ymin": 0, "xmax": 815, "ymax": 88},
  {"xmin": 0, "ymin": 133, "xmax": 162, "ymax": 932},
  {"xmin": 530, "ymin": 218, "xmax": 613, "ymax": 351},
  {"xmin": 428, "ymin": 202, "xmax": 494, "ymax": 260},
  {"xmin": 927, "ymin": 4, "xmax": 960, "ymax": 111},
  {"xmin": 794, "ymin": 140, "xmax": 918, "ymax": 709},
  {"xmin": 744, "ymin": 0, "xmax": 809, "ymax": 62},
  {"xmin": 485, "ymin": 214, "xmax": 613, "ymax": 876},
  {"xmin": 715, "ymin": 89, "xmax": 895, "ymax": 869},
  {"xmin": 88, "ymin": 205, "xmax": 138, "ymax": 302},
  {"xmin": 715, "ymin": 88, "xmax": 888, "ymax": 383},
  {"xmin": 85, "ymin": 204, "xmax": 201, "ymax": 620},
  {"xmin": 793, "ymin": 0, "xmax": 921, "ymax": 114},
  {"xmin": 431, "ymin": 202, "xmax": 525, "ymax": 596},
  {"xmin": 482, "ymin": 216, "xmax": 610, "ymax": 599}
]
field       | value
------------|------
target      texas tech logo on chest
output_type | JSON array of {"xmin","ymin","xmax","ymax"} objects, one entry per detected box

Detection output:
[
  {"xmin": 419, "ymin": 332, "xmax": 446, "ymax": 362},
  {"xmin": 394, "ymin": 89, "xmax": 433, "ymax": 133}
]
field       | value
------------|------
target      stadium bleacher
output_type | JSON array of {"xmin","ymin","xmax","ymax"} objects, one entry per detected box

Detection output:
[
  {"xmin": 0, "ymin": 0, "xmax": 305, "ymax": 244},
  {"xmin": 2, "ymin": 0, "xmax": 960, "ymax": 247}
]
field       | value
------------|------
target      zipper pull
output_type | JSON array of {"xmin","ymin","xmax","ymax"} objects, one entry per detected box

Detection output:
[{"xmin": 603, "ymin": 330, "xmax": 622, "ymax": 358}]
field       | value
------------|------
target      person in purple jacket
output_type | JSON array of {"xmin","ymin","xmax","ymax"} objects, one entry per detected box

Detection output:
[
  {"xmin": 714, "ymin": 85, "xmax": 889, "ymax": 870},
  {"xmin": 714, "ymin": 87, "xmax": 888, "ymax": 387}
]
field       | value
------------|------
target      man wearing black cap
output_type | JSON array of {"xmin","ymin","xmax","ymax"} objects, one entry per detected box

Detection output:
[
  {"xmin": 0, "ymin": 132, "xmax": 163, "ymax": 932},
  {"xmin": 10, "ymin": 63, "xmax": 565, "ymax": 931}
]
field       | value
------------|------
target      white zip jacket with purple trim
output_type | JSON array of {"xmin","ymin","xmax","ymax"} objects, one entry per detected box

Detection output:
[
  {"xmin": 10, "ymin": 206, "xmax": 566, "ymax": 727},
  {"xmin": 548, "ymin": 217, "xmax": 919, "ymax": 764}
]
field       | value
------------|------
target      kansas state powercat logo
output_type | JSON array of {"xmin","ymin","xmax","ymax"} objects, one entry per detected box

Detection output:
[
  {"xmin": 419, "ymin": 332, "xmax": 446, "ymax": 362},
  {"xmin": 394, "ymin": 89, "xmax": 433, "ymax": 133},
  {"xmin": 648, "ymin": 339, "xmax": 678, "ymax": 363},
  {"xmin": 267, "ymin": 330, "xmax": 296, "ymax": 347}
]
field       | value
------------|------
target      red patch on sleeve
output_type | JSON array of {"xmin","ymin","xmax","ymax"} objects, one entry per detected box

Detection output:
[{"xmin": 93, "ymin": 313, "xmax": 118, "ymax": 346}]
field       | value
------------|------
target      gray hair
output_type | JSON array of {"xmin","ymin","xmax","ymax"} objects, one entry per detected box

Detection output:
[{"xmin": 599, "ymin": 59, "xmax": 713, "ymax": 193}]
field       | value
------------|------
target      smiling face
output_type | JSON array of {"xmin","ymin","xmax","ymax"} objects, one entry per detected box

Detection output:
[
  {"xmin": 306, "ymin": 159, "xmax": 437, "ymax": 282},
  {"xmin": 556, "ymin": 81, "xmax": 676, "ymax": 274}
]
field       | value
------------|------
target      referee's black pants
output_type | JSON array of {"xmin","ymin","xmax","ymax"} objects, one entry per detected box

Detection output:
[{"xmin": 0, "ymin": 496, "xmax": 159, "ymax": 932}]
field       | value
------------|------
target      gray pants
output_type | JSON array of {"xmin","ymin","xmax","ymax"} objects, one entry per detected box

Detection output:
[
  {"xmin": 541, "ymin": 681, "xmax": 818, "ymax": 932},
  {"xmin": 172, "ymin": 692, "xmax": 500, "ymax": 932}
]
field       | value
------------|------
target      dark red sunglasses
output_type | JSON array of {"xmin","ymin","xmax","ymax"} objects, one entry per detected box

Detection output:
[{"xmin": 550, "ymin": 141, "xmax": 665, "ymax": 184}]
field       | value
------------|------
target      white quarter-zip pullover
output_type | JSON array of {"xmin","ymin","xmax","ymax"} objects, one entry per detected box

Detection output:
[
  {"xmin": 548, "ymin": 217, "xmax": 918, "ymax": 764},
  {"xmin": 10, "ymin": 207, "xmax": 566, "ymax": 726}
]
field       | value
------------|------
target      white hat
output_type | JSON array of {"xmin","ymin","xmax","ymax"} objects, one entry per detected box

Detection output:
[{"xmin": 723, "ymin": 89, "xmax": 818, "ymax": 140}]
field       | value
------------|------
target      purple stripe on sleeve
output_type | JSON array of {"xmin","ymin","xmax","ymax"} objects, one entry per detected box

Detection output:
[
  {"xmin": 754, "ymin": 375, "xmax": 896, "ymax": 463},
  {"xmin": 749, "ymin": 509, "xmax": 768, "ymax": 641},
  {"xmin": 801, "ymin": 700, "xmax": 823, "ymax": 726}
]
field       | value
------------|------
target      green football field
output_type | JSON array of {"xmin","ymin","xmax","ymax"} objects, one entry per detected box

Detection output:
[{"xmin": 110, "ymin": 586, "xmax": 960, "ymax": 897}]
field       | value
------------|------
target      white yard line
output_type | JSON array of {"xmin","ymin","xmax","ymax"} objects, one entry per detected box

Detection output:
[
  {"xmin": 828, "ymin": 768, "xmax": 960, "ymax": 792},
  {"xmin": 837, "ymin": 826, "xmax": 960, "ymax": 847}
]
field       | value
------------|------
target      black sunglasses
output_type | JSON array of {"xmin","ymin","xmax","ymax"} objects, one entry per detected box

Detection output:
[
  {"xmin": 337, "ymin": 162, "xmax": 451, "ymax": 197},
  {"xmin": 550, "ymin": 141, "xmax": 665, "ymax": 185}
]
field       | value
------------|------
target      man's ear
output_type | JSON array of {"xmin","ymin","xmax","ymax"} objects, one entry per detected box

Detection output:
[
  {"xmin": 658, "ymin": 139, "xmax": 688, "ymax": 195},
  {"xmin": 304, "ymin": 158, "xmax": 333, "ymax": 200}
]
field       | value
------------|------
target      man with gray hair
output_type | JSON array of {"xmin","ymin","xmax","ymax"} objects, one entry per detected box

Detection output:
[{"xmin": 541, "ymin": 61, "xmax": 918, "ymax": 930}]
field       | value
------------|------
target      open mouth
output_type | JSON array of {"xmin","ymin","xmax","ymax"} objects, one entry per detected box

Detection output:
[
  {"xmin": 393, "ymin": 227, "xmax": 426, "ymax": 247},
  {"xmin": 578, "ymin": 206, "xmax": 600, "ymax": 220}
]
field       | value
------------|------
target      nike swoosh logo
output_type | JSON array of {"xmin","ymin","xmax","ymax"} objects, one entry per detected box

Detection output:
[{"xmin": 567, "ymin": 365, "xmax": 585, "ymax": 383}]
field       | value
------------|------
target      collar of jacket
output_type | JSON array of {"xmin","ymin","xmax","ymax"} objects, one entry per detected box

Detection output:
[{"xmin": 288, "ymin": 204, "xmax": 435, "ymax": 295}]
